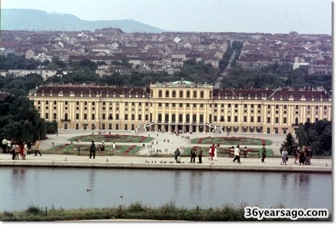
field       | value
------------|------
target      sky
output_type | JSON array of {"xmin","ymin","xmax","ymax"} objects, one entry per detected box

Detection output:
[{"xmin": 1, "ymin": 0, "xmax": 333, "ymax": 34}]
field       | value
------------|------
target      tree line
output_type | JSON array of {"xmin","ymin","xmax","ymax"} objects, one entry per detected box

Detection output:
[
  {"xmin": 280, "ymin": 119, "xmax": 331, "ymax": 156},
  {"xmin": 221, "ymin": 63, "xmax": 331, "ymax": 91}
]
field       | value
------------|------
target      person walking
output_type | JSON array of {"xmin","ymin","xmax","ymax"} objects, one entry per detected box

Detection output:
[
  {"xmin": 294, "ymin": 147, "xmax": 300, "ymax": 164},
  {"xmin": 208, "ymin": 144, "xmax": 215, "ymax": 160},
  {"xmin": 101, "ymin": 140, "xmax": 105, "ymax": 155},
  {"xmin": 233, "ymin": 145, "xmax": 241, "ymax": 164},
  {"xmin": 89, "ymin": 140, "xmax": 96, "ymax": 159},
  {"xmin": 23, "ymin": 142, "xmax": 28, "ymax": 160},
  {"xmin": 112, "ymin": 142, "xmax": 116, "ymax": 156},
  {"xmin": 2, "ymin": 138, "xmax": 7, "ymax": 153},
  {"xmin": 261, "ymin": 144, "xmax": 266, "ymax": 162},
  {"xmin": 281, "ymin": 148, "xmax": 288, "ymax": 165},
  {"xmin": 214, "ymin": 144, "xmax": 219, "ymax": 161},
  {"xmin": 14, "ymin": 143, "xmax": 20, "ymax": 160},
  {"xmin": 33, "ymin": 139, "xmax": 42, "ymax": 156},
  {"xmin": 9, "ymin": 139, "xmax": 16, "ymax": 160},
  {"xmin": 27, "ymin": 140, "xmax": 32, "ymax": 155},
  {"xmin": 299, "ymin": 150, "xmax": 305, "ymax": 166},
  {"xmin": 174, "ymin": 148, "xmax": 181, "ymax": 163},
  {"xmin": 305, "ymin": 146, "xmax": 312, "ymax": 165},
  {"xmin": 19, "ymin": 140, "xmax": 25, "ymax": 160},
  {"xmin": 190, "ymin": 147, "xmax": 197, "ymax": 163},
  {"xmin": 198, "ymin": 148, "xmax": 203, "ymax": 164}
]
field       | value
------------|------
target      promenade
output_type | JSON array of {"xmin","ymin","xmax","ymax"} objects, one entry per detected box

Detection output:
[{"xmin": 0, "ymin": 130, "xmax": 332, "ymax": 173}]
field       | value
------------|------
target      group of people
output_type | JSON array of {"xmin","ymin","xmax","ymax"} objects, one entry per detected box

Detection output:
[
  {"xmin": 280, "ymin": 145, "xmax": 313, "ymax": 166},
  {"xmin": 208, "ymin": 144, "xmax": 219, "ymax": 161},
  {"xmin": 1, "ymin": 138, "xmax": 42, "ymax": 160},
  {"xmin": 294, "ymin": 146, "xmax": 313, "ymax": 166},
  {"xmin": 174, "ymin": 143, "xmax": 268, "ymax": 165}
]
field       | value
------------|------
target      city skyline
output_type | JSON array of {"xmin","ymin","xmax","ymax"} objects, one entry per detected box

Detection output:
[{"xmin": 1, "ymin": 0, "xmax": 332, "ymax": 34}]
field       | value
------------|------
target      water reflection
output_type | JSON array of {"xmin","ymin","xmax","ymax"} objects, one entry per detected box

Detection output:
[
  {"xmin": 173, "ymin": 171, "xmax": 181, "ymax": 193},
  {"xmin": 1, "ymin": 168, "xmax": 332, "ymax": 212}
]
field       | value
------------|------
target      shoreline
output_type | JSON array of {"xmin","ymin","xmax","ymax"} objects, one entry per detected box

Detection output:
[{"xmin": 0, "ymin": 154, "xmax": 332, "ymax": 173}]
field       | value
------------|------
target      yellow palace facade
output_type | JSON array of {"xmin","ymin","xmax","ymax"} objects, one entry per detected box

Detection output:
[{"xmin": 28, "ymin": 80, "xmax": 332, "ymax": 134}]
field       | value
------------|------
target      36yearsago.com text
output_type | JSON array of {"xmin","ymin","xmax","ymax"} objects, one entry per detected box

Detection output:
[{"xmin": 244, "ymin": 207, "xmax": 329, "ymax": 220}]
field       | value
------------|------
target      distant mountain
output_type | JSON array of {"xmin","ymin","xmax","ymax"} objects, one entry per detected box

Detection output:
[{"xmin": 1, "ymin": 9, "xmax": 163, "ymax": 33}]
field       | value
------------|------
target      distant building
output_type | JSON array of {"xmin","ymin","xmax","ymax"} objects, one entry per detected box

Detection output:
[{"xmin": 28, "ymin": 81, "xmax": 332, "ymax": 134}]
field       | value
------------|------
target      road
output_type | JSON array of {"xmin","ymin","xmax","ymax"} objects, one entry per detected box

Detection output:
[{"xmin": 214, "ymin": 50, "xmax": 236, "ymax": 89}]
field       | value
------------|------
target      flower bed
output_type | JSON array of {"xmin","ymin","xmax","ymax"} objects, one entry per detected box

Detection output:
[{"xmin": 190, "ymin": 136, "xmax": 271, "ymax": 145}]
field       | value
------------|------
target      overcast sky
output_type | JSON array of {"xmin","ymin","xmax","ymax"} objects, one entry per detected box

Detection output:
[{"xmin": 1, "ymin": 0, "xmax": 332, "ymax": 34}]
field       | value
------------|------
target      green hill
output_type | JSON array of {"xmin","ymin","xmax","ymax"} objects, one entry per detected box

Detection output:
[{"xmin": 1, "ymin": 8, "xmax": 163, "ymax": 33}]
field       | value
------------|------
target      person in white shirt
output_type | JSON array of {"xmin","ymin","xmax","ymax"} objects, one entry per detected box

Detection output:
[
  {"xmin": 2, "ymin": 138, "xmax": 8, "ymax": 153},
  {"xmin": 233, "ymin": 145, "xmax": 241, "ymax": 164},
  {"xmin": 112, "ymin": 142, "xmax": 116, "ymax": 155}
]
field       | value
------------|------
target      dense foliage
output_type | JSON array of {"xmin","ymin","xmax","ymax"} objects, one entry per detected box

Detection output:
[
  {"xmin": 221, "ymin": 64, "xmax": 331, "ymax": 91},
  {"xmin": 0, "ymin": 96, "xmax": 47, "ymax": 142},
  {"xmin": 0, "ymin": 203, "xmax": 331, "ymax": 221},
  {"xmin": 279, "ymin": 119, "xmax": 332, "ymax": 157},
  {"xmin": 296, "ymin": 119, "xmax": 332, "ymax": 156},
  {"xmin": 0, "ymin": 73, "xmax": 44, "ymax": 97}
]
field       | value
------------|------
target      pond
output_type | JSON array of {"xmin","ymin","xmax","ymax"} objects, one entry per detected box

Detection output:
[{"xmin": 0, "ymin": 167, "xmax": 332, "ymax": 212}]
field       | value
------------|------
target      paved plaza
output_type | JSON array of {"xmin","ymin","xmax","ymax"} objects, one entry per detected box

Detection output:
[
  {"xmin": 0, "ymin": 130, "xmax": 332, "ymax": 173},
  {"xmin": 40, "ymin": 129, "xmax": 287, "ymax": 156}
]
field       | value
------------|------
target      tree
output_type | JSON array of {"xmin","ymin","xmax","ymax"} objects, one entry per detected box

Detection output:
[
  {"xmin": 297, "ymin": 124, "xmax": 308, "ymax": 147},
  {"xmin": 297, "ymin": 119, "xmax": 332, "ymax": 156},
  {"xmin": 0, "ymin": 96, "xmax": 47, "ymax": 142},
  {"xmin": 280, "ymin": 133, "xmax": 297, "ymax": 156}
]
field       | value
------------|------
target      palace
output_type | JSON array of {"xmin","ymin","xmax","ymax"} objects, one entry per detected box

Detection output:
[{"xmin": 28, "ymin": 81, "xmax": 332, "ymax": 134}]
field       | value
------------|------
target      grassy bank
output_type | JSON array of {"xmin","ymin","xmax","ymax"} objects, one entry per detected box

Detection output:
[{"xmin": 1, "ymin": 203, "xmax": 331, "ymax": 222}]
